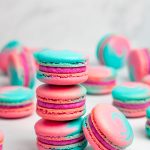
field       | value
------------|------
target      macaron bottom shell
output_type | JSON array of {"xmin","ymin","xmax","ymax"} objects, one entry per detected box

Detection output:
[
  {"xmin": 37, "ymin": 71, "xmax": 88, "ymax": 85},
  {"xmin": 0, "ymin": 103, "xmax": 34, "ymax": 119},
  {"xmin": 36, "ymin": 106, "xmax": 86, "ymax": 121},
  {"xmin": 83, "ymin": 83, "xmax": 115, "ymax": 95},
  {"xmin": 37, "ymin": 139, "xmax": 87, "ymax": 150}
]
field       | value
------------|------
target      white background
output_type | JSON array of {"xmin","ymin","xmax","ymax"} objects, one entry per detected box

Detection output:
[{"xmin": 0, "ymin": 0, "xmax": 150, "ymax": 149}]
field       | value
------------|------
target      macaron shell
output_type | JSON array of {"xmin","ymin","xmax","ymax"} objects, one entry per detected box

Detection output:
[
  {"xmin": 128, "ymin": 49, "xmax": 149, "ymax": 81},
  {"xmin": 92, "ymin": 104, "xmax": 133, "ymax": 147},
  {"xmin": 0, "ymin": 102, "xmax": 34, "ymax": 118},
  {"xmin": 35, "ymin": 49, "xmax": 87, "ymax": 65},
  {"xmin": 36, "ymin": 84, "xmax": 86, "ymax": 100},
  {"xmin": 112, "ymin": 82, "xmax": 150, "ymax": 101},
  {"xmin": 35, "ymin": 118, "xmax": 83, "ymax": 137},
  {"xmin": 37, "ymin": 71, "xmax": 88, "ymax": 85},
  {"xmin": 36, "ymin": 106, "xmax": 85, "ymax": 121},
  {"xmin": 142, "ymin": 75, "xmax": 150, "ymax": 85}
]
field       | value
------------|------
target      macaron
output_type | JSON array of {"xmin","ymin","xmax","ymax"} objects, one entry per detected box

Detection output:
[
  {"xmin": 112, "ymin": 82, "xmax": 150, "ymax": 118},
  {"xmin": 82, "ymin": 66, "xmax": 116, "ymax": 94},
  {"xmin": 142, "ymin": 75, "xmax": 150, "ymax": 85},
  {"xmin": 83, "ymin": 104, "xmax": 134, "ymax": 150},
  {"xmin": 96, "ymin": 34, "xmax": 130, "ymax": 69},
  {"xmin": 146, "ymin": 107, "xmax": 150, "ymax": 137},
  {"xmin": 8, "ymin": 48, "xmax": 36, "ymax": 88},
  {"xmin": 128, "ymin": 49, "xmax": 150, "ymax": 81},
  {"xmin": 34, "ymin": 118, "xmax": 87, "ymax": 150},
  {"xmin": 36, "ymin": 84, "xmax": 86, "ymax": 121},
  {"xmin": 0, "ymin": 132, "xmax": 3, "ymax": 150},
  {"xmin": 0, "ymin": 40, "xmax": 23, "ymax": 73},
  {"xmin": 35, "ymin": 49, "xmax": 88, "ymax": 85},
  {"xmin": 0, "ymin": 86, "xmax": 34, "ymax": 118}
]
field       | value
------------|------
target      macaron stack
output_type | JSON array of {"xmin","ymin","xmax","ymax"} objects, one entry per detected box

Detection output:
[{"xmin": 34, "ymin": 49, "xmax": 88, "ymax": 149}]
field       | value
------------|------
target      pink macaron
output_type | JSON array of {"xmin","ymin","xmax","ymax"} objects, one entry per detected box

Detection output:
[
  {"xmin": 36, "ymin": 84, "xmax": 86, "ymax": 121},
  {"xmin": 142, "ymin": 75, "xmax": 150, "ymax": 85},
  {"xmin": 83, "ymin": 104, "xmax": 134, "ymax": 150},
  {"xmin": 82, "ymin": 66, "xmax": 116, "ymax": 94},
  {"xmin": 128, "ymin": 48, "xmax": 150, "ymax": 81}
]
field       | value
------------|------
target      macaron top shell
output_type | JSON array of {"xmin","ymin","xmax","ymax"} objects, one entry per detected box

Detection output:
[
  {"xmin": 35, "ymin": 118, "xmax": 83, "ymax": 137},
  {"xmin": 87, "ymin": 66, "xmax": 116, "ymax": 82},
  {"xmin": 34, "ymin": 49, "xmax": 87, "ymax": 67},
  {"xmin": 0, "ymin": 86, "xmax": 34, "ymax": 103},
  {"xmin": 112, "ymin": 82, "xmax": 150, "ymax": 101},
  {"xmin": 36, "ymin": 84, "xmax": 86, "ymax": 100},
  {"xmin": 92, "ymin": 104, "xmax": 133, "ymax": 147},
  {"xmin": 1, "ymin": 40, "xmax": 22, "ymax": 52},
  {"xmin": 146, "ymin": 107, "xmax": 150, "ymax": 118}
]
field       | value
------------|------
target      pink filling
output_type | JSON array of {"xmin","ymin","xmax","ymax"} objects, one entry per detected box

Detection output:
[
  {"xmin": 39, "ymin": 65, "xmax": 86, "ymax": 74},
  {"xmin": 113, "ymin": 100, "xmax": 150, "ymax": 109},
  {"xmin": 37, "ymin": 100, "xmax": 85, "ymax": 109},
  {"xmin": 21, "ymin": 52, "xmax": 29, "ymax": 87},
  {"xmin": 84, "ymin": 80, "xmax": 115, "ymax": 86},
  {"xmin": 88, "ymin": 116, "xmax": 116, "ymax": 150},
  {"xmin": 38, "ymin": 135, "xmax": 85, "ymax": 146},
  {"xmin": 0, "ymin": 103, "xmax": 32, "ymax": 109}
]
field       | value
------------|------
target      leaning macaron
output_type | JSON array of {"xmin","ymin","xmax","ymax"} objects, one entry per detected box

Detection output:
[
  {"xmin": 8, "ymin": 48, "xmax": 36, "ymax": 88},
  {"xmin": 83, "ymin": 104, "xmax": 134, "ymax": 150},
  {"xmin": 0, "ymin": 40, "xmax": 23, "ymax": 73},
  {"xmin": 128, "ymin": 49, "xmax": 150, "ymax": 81},
  {"xmin": 0, "ymin": 132, "xmax": 4, "ymax": 150},
  {"xmin": 145, "ymin": 107, "xmax": 150, "ymax": 137},
  {"xmin": 82, "ymin": 66, "xmax": 116, "ymax": 94},
  {"xmin": 34, "ymin": 118, "xmax": 87, "ymax": 150},
  {"xmin": 112, "ymin": 82, "xmax": 150, "ymax": 118},
  {"xmin": 96, "ymin": 34, "xmax": 130, "ymax": 69},
  {"xmin": 0, "ymin": 86, "xmax": 34, "ymax": 118},
  {"xmin": 36, "ymin": 84, "xmax": 86, "ymax": 121},
  {"xmin": 35, "ymin": 49, "xmax": 88, "ymax": 85}
]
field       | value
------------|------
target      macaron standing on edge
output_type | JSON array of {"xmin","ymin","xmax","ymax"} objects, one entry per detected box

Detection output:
[
  {"xmin": 34, "ymin": 118, "xmax": 87, "ymax": 150},
  {"xmin": 96, "ymin": 34, "xmax": 130, "ymax": 69},
  {"xmin": 82, "ymin": 104, "xmax": 134, "ymax": 150},
  {"xmin": 36, "ymin": 84, "xmax": 86, "ymax": 121},
  {"xmin": 112, "ymin": 82, "xmax": 150, "ymax": 118},
  {"xmin": 82, "ymin": 66, "xmax": 116, "ymax": 94},
  {"xmin": 0, "ymin": 40, "xmax": 23, "ymax": 73},
  {"xmin": 35, "ymin": 49, "xmax": 88, "ymax": 85},
  {"xmin": 128, "ymin": 49, "xmax": 150, "ymax": 81},
  {"xmin": 0, "ymin": 86, "xmax": 34, "ymax": 118},
  {"xmin": 8, "ymin": 48, "xmax": 36, "ymax": 88}
]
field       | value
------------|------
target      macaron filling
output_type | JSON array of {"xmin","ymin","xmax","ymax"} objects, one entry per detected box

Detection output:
[
  {"xmin": 38, "ymin": 135, "xmax": 85, "ymax": 146},
  {"xmin": 37, "ymin": 100, "xmax": 85, "ymax": 109},
  {"xmin": 39, "ymin": 65, "xmax": 86, "ymax": 74},
  {"xmin": 88, "ymin": 115, "xmax": 117, "ymax": 150}
]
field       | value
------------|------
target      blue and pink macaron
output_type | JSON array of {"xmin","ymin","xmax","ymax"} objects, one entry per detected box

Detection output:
[
  {"xmin": 34, "ymin": 118, "xmax": 87, "ymax": 150},
  {"xmin": 82, "ymin": 66, "xmax": 116, "ymax": 94},
  {"xmin": 112, "ymin": 82, "xmax": 150, "ymax": 118},
  {"xmin": 0, "ymin": 40, "xmax": 23, "ymax": 73},
  {"xmin": 96, "ymin": 34, "xmax": 130, "ymax": 69},
  {"xmin": 82, "ymin": 104, "xmax": 134, "ymax": 150},
  {"xmin": 145, "ymin": 107, "xmax": 150, "ymax": 137},
  {"xmin": 35, "ymin": 49, "xmax": 88, "ymax": 85},
  {"xmin": 0, "ymin": 86, "xmax": 34, "ymax": 118}
]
